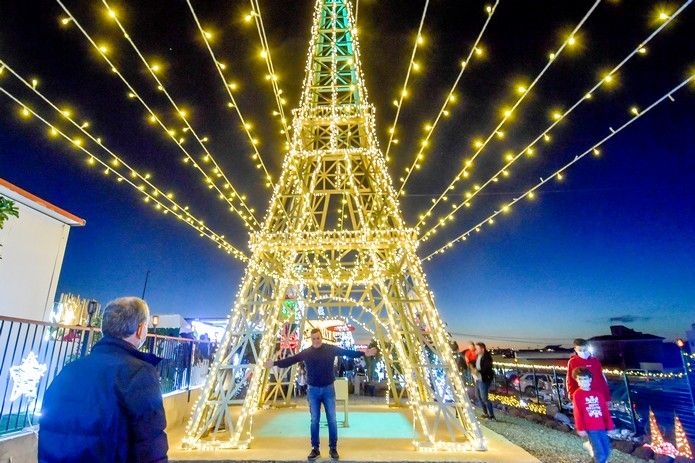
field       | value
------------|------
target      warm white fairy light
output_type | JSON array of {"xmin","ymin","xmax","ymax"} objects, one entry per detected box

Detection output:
[
  {"xmin": 415, "ymin": 0, "xmax": 602, "ymax": 231},
  {"xmin": 674, "ymin": 415, "xmax": 693, "ymax": 458},
  {"xmin": 54, "ymin": 0, "xmax": 258, "ymax": 230},
  {"xmin": 0, "ymin": 77, "xmax": 248, "ymax": 261},
  {"xmin": 383, "ymin": 0, "xmax": 430, "ymax": 163},
  {"xmin": 495, "ymin": 360, "xmax": 685, "ymax": 379},
  {"xmin": 247, "ymin": 0, "xmax": 292, "ymax": 145},
  {"xmin": 423, "ymin": 74, "xmax": 693, "ymax": 261},
  {"xmin": 397, "ymin": 1, "xmax": 499, "ymax": 197},
  {"xmin": 184, "ymin": 0, "xmax": 274, "ymax": 187},
  {"xmin": 419, "ymin": 0, "xmax": 691, "ymax": 242},
  {"xmin": 99, "ymin": 0, "xmax": 260, "ymax": 228}
]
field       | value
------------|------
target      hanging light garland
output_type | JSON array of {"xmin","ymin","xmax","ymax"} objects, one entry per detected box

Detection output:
[
  {"xmin": 422, "ymin": 74, "xmax": 694, "ymax": 261},
  {"xmin": 99, "ymin": 0, "xmax": 261, "ymax": 228},
  {"xmin": 184, "ymin": 0, "xmax": 274, "ymax": 188},
  {"xmin": 419, "ymin": 0, "xmax": 692, "ymax": 242},
  {"xmin": 383, "ymin": 0, "xmax": 430, "ymax": 163},
  {"xmin": 246, "ymin": 0, "xmax": 292, "ymax": 147},
  {"xmin": 414, "ymin": 0, "xmax": 602, "ymax": 231},
  {"xmin": 397, "ymin": 1, "xmax": 499, "ymax": 198},
  {"xmin": 54, "ymin": 0, "xmax": 259, "ymax": 230},
  {"xmin": 0, "ymin": 82, "xmax": 249, "ymax": 261}
]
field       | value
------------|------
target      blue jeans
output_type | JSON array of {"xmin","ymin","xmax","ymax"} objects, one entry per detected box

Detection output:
[
  {"xmin": 475, "ymin": 380, "xmax": 495, "ymax": 418},
  {"xmin": 586, "ymin": 430, "xmax": 611, "ymax": 463},
  {"xmin": 307, "ymin": 384, "xmax": 337, "ymax": 449}
]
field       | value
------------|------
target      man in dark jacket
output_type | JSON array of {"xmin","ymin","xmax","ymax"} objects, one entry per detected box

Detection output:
[
  {"xmin": 39, "ymin": 297, "xmax": 168, "ymax": 462},
  {"xmin": 264, "ymin": 328, "xmax": 376, "ymax": 461},
  {"xmin": 474, "ymin": 342, "xmax": 496, "ymax": 420}
]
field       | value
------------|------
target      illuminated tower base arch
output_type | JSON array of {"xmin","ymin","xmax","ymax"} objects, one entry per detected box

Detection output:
[{"xmin": 184, "ymin": 0, "xmax": 485, "ymax": 452}]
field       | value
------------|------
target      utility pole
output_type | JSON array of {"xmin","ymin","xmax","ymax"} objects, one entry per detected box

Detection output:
[{"xmin": 141, "ymin": 269, "xmax": 150, "ymax": 300}]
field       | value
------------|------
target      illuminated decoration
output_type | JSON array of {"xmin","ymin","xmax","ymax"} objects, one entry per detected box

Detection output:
[
  {"xmin": 279, "ymin": 330, "xmax": 299, "ymax": 350},
  {"xmin": 98, "ymin": 0, "xmax": 269, "ymax": 204},
  {"xmin": 280, "ymin": 299, "xmax": 298, "ymax": 319},
  {"xmin": 9, "ymin": 352, "xmax": 47, "ymax": 402},
  {"xmin": 651, "ymin": 408, "xmax": 666, "ymax": 447},
  {"xmin": 415, "ymin": 0, "xmax": 602, "ymax": 231},
  {"xmin": 494, "ymin": 361, "xmax": 685, "ymax": 379},
  {"xmin": 54, "ymin": 0, "xmax": 260, "ymax": 229},
  {"xmin": 383, "ymin": 0, "xmax": 430, "ymax": 163},
  {"xmin": 674, "ymin": 415, "xmax": 693, "ymax": 459},
  {"xmin": 418, "ymin": 0, "xmax": 692, "ymax": 243},
  {"xmin": 0, "ymin": 60, "xmax": 248, "ymax": 261},
  {"xmin": 184, "ymin": 0, "xmax": 274, "ymax": 186},
  {"xmin": 245, "ymin": 0, "xmax": 292, "ymax": 145},
  {"xmin": 184, "ymin": 0, "xmax": 485, "ymax": 452},
  {"xmin": 397, "ymin": 1, "xmax": 499, "ymax": 197},
  {"xmin": 488, "ymin": 392, "xmax": 547, "ymax": 415},
  {"xmin": 644, "ymin": 411, "xmax": 695, "ymax": 458},
  {"xmin": 50, "ymin": 293, "xmax": 91, "ymax": 326},
  {"xmin": 326, "ymin": 324, "xmax": 355, "ymax": 332},
  {"xmin": 423, "ymin": 74, "xmax": 694, "ymax": 261}
]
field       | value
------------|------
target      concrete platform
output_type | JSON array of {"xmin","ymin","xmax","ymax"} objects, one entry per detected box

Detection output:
[{"xmin": 168, "ymin": 402, "xmax": 539, "ymax": 463}]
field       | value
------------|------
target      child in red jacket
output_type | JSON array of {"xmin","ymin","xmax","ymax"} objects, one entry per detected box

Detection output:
[
  {"xmin": 572, "ymin": 367, "xmax": 614, "ymax": 463},
  {"xmin": 566, "ymin": 338, "xmax": 611, "ymax": 401}
]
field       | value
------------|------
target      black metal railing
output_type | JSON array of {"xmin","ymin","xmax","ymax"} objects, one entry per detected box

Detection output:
[{"xmin": 0, "ymin": 315, "xmax": 216, "ymax": 436}]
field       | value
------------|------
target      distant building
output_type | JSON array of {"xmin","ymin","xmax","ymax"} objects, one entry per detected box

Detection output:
[
  {"xmin": 0, "ymin": 178, "xmax": 84, "ymax": 320},
  {"xmin": 686, "ymin": 323, "xmax": 695, "ymax": 353},
  {"xmin": 589, "ymin": 325, "xmax": 665, "ymax": 370},
  {"xmin": 514, "ymin": 345, "xmax": 574, "ymax": 366}
]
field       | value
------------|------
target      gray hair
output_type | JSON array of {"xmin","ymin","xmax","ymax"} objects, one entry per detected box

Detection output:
[{"xmin": 101, "ymin": 297, "xmax": 149, "ymax": 339}]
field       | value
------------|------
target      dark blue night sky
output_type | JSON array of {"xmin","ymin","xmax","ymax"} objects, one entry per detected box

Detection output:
[{"xmin": 1, "ymin": 0, "xmax": 693, "ymax": 346}]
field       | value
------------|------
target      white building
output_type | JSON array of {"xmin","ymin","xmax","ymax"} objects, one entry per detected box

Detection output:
[{"xmin": 0, "ymin": 178, "xmax": 85, "ymax": 321}]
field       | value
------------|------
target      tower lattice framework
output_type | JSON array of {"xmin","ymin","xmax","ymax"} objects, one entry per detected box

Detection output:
[{"xmin": 184, "ymin": 0, "xmax": 485, "ymax": 451}]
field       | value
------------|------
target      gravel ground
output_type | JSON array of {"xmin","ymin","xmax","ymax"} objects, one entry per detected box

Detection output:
[{"xmin": 481, "ymin": 411, "xmax": 643, "ymax": 463}]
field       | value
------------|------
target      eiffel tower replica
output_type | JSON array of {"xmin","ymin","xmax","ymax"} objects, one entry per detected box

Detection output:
[{"xmin": 184, "ymin": 0, "xmax": 485, "ymax": 452}]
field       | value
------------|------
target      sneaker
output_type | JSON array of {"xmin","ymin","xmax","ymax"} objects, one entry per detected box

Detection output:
[
  {"xmin": 330, "ymin": 447, "xmax": 339, "ymax": 460},
  {"xmin": 307, "ymin": 448, "xmax": 320, "ymax": 460}
]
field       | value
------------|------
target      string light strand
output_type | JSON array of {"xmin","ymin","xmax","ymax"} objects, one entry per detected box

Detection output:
[
  {"xmin": 414, "ymin": 0, "xmax": 602, "ymax": 230},
  {"xmin": 383, "ymin": 0, "xmax": 430, "ymax": 163},
  {"xmin": 99, "ymin": 0, "xmax": 260, "ymax": 228},
  {"xmin": 184, "ymin": 0, "xmax": 274, "ymax": 187},
  {"xmin": 0, "ymin": 83, "xmax": 248, "ymax": 261},
  {"xmin": 423, "ymin": 74, "xmax": 693, "ymax": 261},
  {"xmin": 419, "ymin": 0, "xmax": 692, "ymax": 241},
  {"xmin": 54, "ymin": 0, "xmax": 259, "ymax": 230},
  {"xmin": 396, "ymin": 1, "xmax": 499, "ymax": 198},
  {"xmin": 248, "ymin": 0, "xmax": 292, "ymax": 146}
]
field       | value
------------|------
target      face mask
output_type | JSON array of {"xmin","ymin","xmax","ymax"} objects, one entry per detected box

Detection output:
[{"xmin": 577, "ymin": 351, "xmax": 590, "ymax": 360}]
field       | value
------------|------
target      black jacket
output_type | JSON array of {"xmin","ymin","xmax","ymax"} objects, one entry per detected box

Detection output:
[
  {"xmin": 38, "ymin": 336, "xmax": 168, "ymax": 463},
  {"xmin": 478, "ymin": 351, "xmax": 495, "ymax": 384}
]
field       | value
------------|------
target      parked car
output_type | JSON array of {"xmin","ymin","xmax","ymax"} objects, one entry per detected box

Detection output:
[{"xmin": 515, "ymin": 372, "xmax": 565, "ymax": 397}]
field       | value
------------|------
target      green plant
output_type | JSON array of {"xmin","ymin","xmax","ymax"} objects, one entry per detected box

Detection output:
[
  {"xmin": 0, "ymin": 196, "xmax": 19, "ymax": 259},
  {"xmin": 0, "ymin": 196, "xmax": 19, "ymax": 228}
]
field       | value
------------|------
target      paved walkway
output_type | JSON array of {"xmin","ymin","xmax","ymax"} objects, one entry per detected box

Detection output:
[{"xmin": 168, "ymin": 402, "xmax": 540, "ymax": 463}]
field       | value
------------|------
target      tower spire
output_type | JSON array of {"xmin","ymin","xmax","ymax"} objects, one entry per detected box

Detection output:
[{"xmin": 299, "ymin": 0, "xmax": 367, "ymax": 111}]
